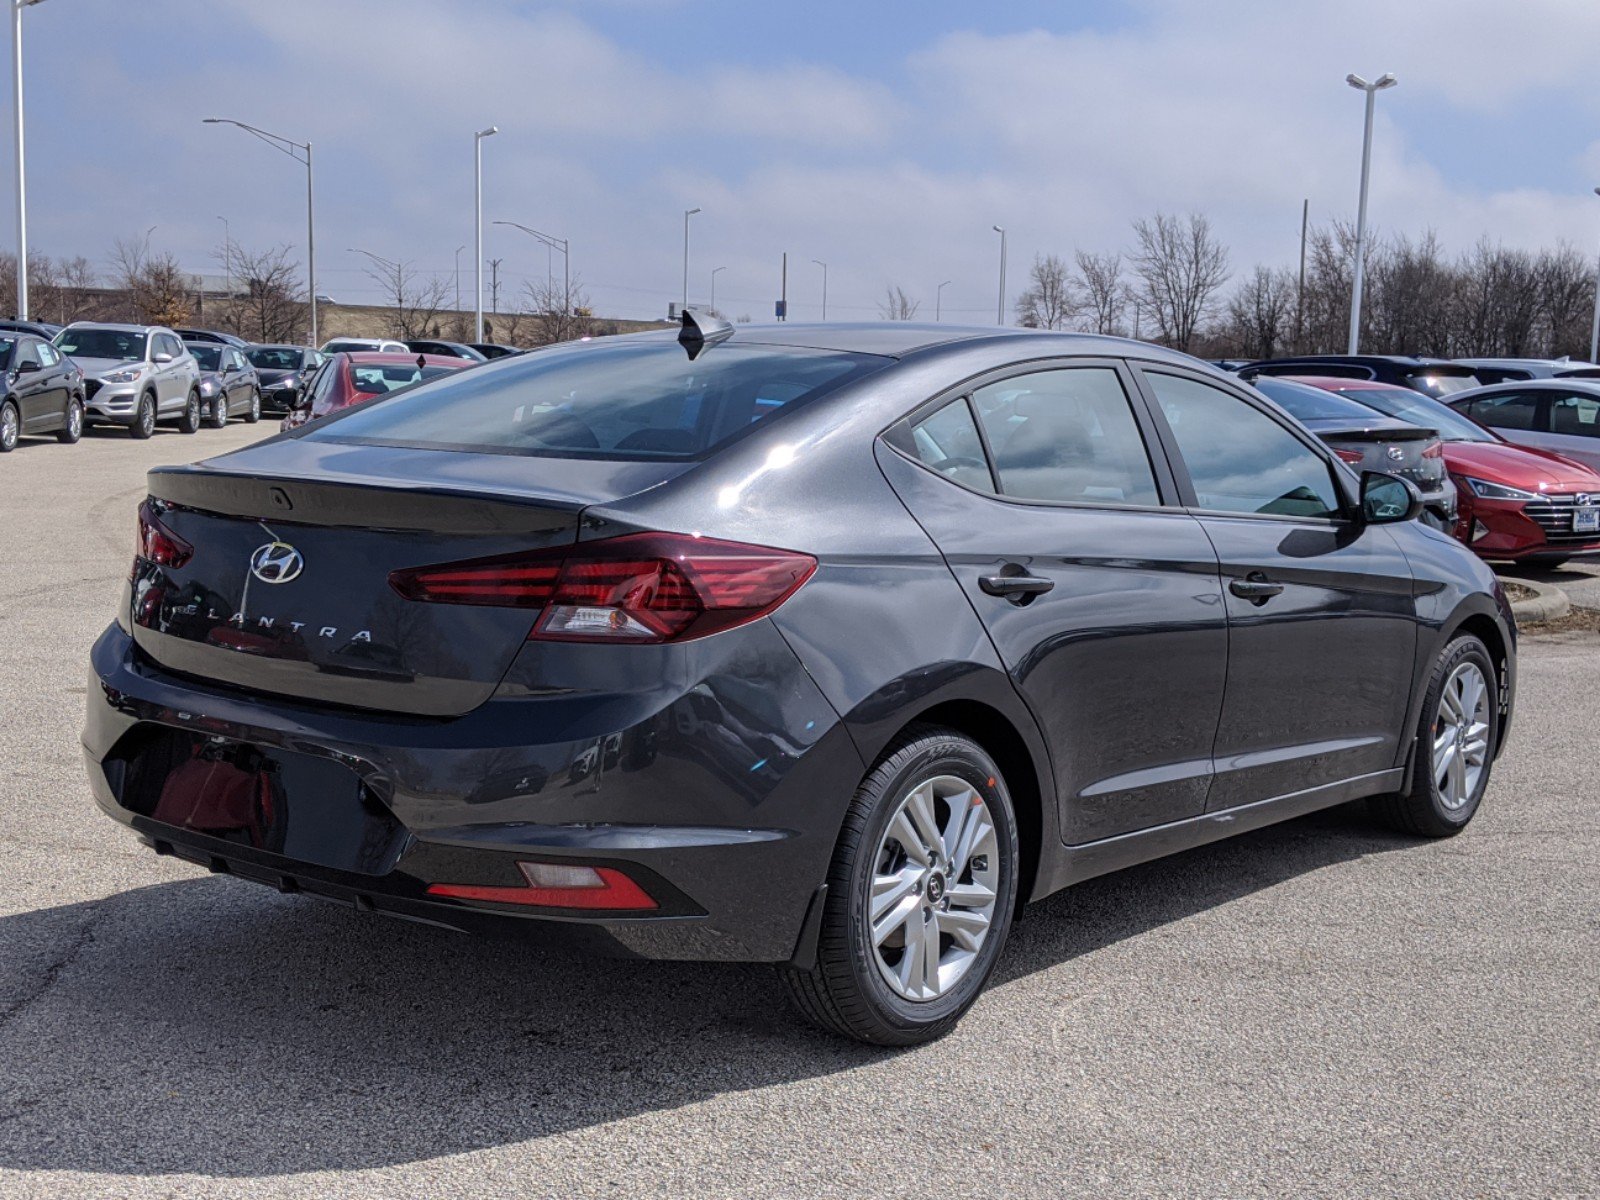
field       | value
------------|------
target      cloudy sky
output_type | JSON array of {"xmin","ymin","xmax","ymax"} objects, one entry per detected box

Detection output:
[{"xmin": 13, "ymin": 0, "xmax": 1600, "ymax": 323}]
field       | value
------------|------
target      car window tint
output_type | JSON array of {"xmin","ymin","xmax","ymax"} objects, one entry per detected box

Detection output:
[
  {"xmin": 970, "ymin": 367, "xmax": 1159, "ymax": 506},
  {"xmin": 1147, "ymin": 372, "xmax": 1342, "ymax": 520},
  {"xmin": 1465, "ymin": 391, "xmax": 1541, "ymax": 431},
  {"xmin": 909, "ymin": 399, "xmax": 994, "ymax": 492},
  {"xmin": 1550, "ymin": 393, "xmax": 1600, "ymax": 437}
]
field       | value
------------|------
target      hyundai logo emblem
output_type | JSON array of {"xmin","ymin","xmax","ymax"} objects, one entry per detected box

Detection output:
[
  {"xmin": 1385, "ymin": 445, "xmax": 1406, "ymax": 462},
  {"xmin": 1578, "ymin": 494, "xmax": 1593, "ymax": 507},
  {"xmin": 249, "ymin": 541, "xmax": 305, "ymax": 585}
]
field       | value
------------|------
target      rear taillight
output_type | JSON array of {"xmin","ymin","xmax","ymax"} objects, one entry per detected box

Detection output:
[
  {"xmin": 134, "ymin": 500, "xmax": 192, "ymax": 572},
  {"xmin": 1421, "ymin": 441, "xmax": 1444, "ymax": 459},
  {"xmin": 1334, "ymin": 448, "xmax": 1366, "ymax": 465},
  {"xmin": 426, "ymin": 861, "xmax": 657, "ymax": 911},
  {"xmin": 388, "ymin": 531, "xmax": 816, "ymax": 643}
]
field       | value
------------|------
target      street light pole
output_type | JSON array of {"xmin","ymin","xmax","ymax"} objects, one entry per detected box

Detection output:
[
  {"xmin": 1590, "ymin": 188, "xmax": 1600, "ymax": 364},
  {"xmin": 493, "ymin": 220, "xmax": 570, "ymax": 313},
  {"xmin": 812, "ymin": 259, "xmax": 827, "ymax": 320},
  {"xmin": 1345, "ymin": 72, "xmax": 1397, "ymax": 355},
  {"xmin": 682, "ymin": 207, "xmax": 701, "ymax": 313},
  {"xmin": 710, "ymin": 266, "xmax": 725, "ymax": 315},
  {"xmin": 473, "ymin": 126, "xmax": 498, "ymax": 342},
  {"xmin": 936, "ymin": 279, "xmax": 951, "ymax": 322},
  {"xmin": 11, "ymin": 0, "xmax": 43, "ymax": 320},
  {"xmin": 992, "ymin": 226, "xmax": 1007, "ymax": 325},
  {"xmin": 217, "ymin": 215, "xmax": 230, "ymax": 298},
  {"xmin": 204, "ymin": 117, "xmax": 318, "ymax": 344}
]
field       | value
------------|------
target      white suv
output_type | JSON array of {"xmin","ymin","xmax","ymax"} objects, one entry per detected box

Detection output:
[{"xmin": 52, "ymin": 323, "xmax": 202, "ymax": 438}]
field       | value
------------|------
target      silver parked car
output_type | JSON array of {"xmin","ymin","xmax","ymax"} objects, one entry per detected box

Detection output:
[
  {"xmin": 1448, "ymin": 379, "xmax": 1600, "ymax": 475},
  {"xmin": 319, "ymin": 337, "xmax": 408, "ymax": 354},
  {"xmin": 52, "ymin": 323, "xmax": 202, "ymax": 438}
]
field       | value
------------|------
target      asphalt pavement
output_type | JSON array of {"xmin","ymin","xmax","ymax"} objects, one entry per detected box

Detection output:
[{"xmin": 0, "ymin": 423, "xmax": 1596, "ymax": 1199}]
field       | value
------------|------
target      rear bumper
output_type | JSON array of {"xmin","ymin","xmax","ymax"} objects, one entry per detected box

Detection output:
[{"xmin": 84, "ymin": 622, "xmax": 860, "ymax": 962}]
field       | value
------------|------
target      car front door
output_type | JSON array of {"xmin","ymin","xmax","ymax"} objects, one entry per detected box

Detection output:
[
  {"xmin": 877, "ymin": 360, "xmax": 1229, "ymax": 844},
  {"xmin": 11, "ymin": 338, "xmax": 52, "ymax": 431},
  {"xmin": 34, "ymin": 341, "xmax": 71, "ymax": 428},
  {"xmin": 1136, "ymin": 366, "xmax": 1419, "ymax": 810}
]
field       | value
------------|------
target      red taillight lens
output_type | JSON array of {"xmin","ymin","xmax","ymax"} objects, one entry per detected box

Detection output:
[
  {"xmin": 426, "ymin": 862, "xmax": 657, "ymax": 911},
  {"xmin": 1334, "ymin": 448, "xmax": 1366, "ymax": 465},
  {"xmin": 388, "ymin": 532, "xmax": 816, "ymax": 643},
  {"xmin": 135, "ymin": 500, "xmax": 192, "ymax": 570},
  {"xmin": 1422, "ymin": 441, "xmax": 1444, "ymax": 459}
]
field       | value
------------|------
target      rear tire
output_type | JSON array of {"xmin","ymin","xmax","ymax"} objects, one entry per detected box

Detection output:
[
  {"xmin": 130, "ymin": 393, "xmax": 156, "ymax": 439},
  {"xmin": 57, "ymin": 398, "xmax": 83, "ymax": 444},
  {"xmin": 780, "ymin": 725, "xmax": 1019, "ymax": 1046},
  {"xmin": 1370, "ymin": 634, "xmax": 1497, "ymax": 837},
  {"xmin": 244, "ymin": 389, "xmax": 261, "ymax": 424},
  {"xmin": 0, "ymin": 400, "xmax": 18, "ymax": 452},
  {"xmin": 178, "ymin": 389, "xmax": 201, "ymax": 434}
]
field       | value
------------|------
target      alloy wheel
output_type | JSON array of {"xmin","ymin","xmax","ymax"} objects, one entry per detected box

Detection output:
[
  {"xmin": 868, "ymin": 773, "xmax": 1000, "ymax": 1002},
  {"xmin": 0, "ymin": 403, "xmax": 16, "ymax": 450},
  {"xmin": 1433, "ymin": 661, "xmax": 1490, "ymax": 810}
]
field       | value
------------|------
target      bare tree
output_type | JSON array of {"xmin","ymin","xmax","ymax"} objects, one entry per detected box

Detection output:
[
  {"xmin": 1129, "ymin": 212, "xmax": 1230, "ymax": 352},
  {"xmin": 216, "ymin": 240, "xmax": 306, "ymax": 343},
  {"xmin": 1537, "ymin": 244, "xmax": 1594, "ymax": 360},
  {"xmin": 522, "ymin": 273, "xmax": 596, "ymax": 346},
  {"xmin": 1219, "ymin": 266, "xmax": 1297, "ymax": 360},
  {"xmin": 111, "ymin": 237, "xmax": 192, "ymax": 328},
  {"xmin": 1074, "ymin": 250, "xmax": 1126, "ymax": 336},
  {"xmin": 358, "ymin": 256, "xmax": 450, "ymax": 340},
  {"xmin": 879, "ymin": 285, "xmax": 920, "ymax": 320},
  {"xmin": 1015, "ymin": 254, "xmax": 1078, "ymax": 330}
]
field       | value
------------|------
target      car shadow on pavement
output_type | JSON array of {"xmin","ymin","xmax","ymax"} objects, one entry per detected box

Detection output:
[{"xmin": 0, "ymin": 802, "xmax": 1416, "ymax": 1179}]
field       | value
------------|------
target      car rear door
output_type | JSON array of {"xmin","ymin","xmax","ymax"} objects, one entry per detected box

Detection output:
[
  {"xmin": 1454, "ymin": 389, "xmax": 1549, "ymax": 456},
  {"xmin": 1134, "ymin": 366, "xmax": 1419, "ymax": 810},
  {"xmin": 877, "ymin": 359, "xmax": 1229, "ymax": 844},
  {"xmin": 1523, "ymin": 388, "xmax": 1600, "ymax": 474}
]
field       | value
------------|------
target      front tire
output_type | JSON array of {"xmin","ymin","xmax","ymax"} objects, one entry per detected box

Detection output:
[
  {"xmin": 57, "ymin": 397, "xmax": 83, "ymax": 444},
  {"xmin": 1371, "ymin": 634, "xmax": 1497, "ymax": 837},
  {"xmin": 207, "ymin": 394, "xmax": 228, "ymax": 428},
  {"xmin": 781, "ymin": 725, "xmax": 1019, "ymax": 1046},
  {"xmin": 130, "ymin": 392, "xmax": 156, "ymax": 439},
  {"xmin": 178, "ymin": 389, "xmax": 202, "ymax": 434},
  {"xmin": 0, "ymin": 400, "xmax": 18, "ymax": 452}
]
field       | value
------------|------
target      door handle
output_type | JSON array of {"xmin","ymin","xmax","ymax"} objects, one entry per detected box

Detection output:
[
  {"xmin": 1228, "ymin": 572, "xmax": 1284, "ymax": 604},
  {"xmin": 979, "ymin": 572, "xmax": 1055, "ymax": 603}
]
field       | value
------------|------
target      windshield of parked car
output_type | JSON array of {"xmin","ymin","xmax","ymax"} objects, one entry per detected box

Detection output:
[
  {"xmin": 1401, "ymin": 369, "xmax": 1481, "ymax": 398},
  {"xmin": 53, "ymin": 328, "xmax": 146, "ymax": 361},
  {"xmin": 350, "ymin": 363, "xmax": 460, "ymax": 394},
  {"xmin": 1333, "ymin": 385, "xmax": 1496, "ymax": 443},
  {"xmin": 247, "ymin": 347, "xmax": 303, "ymax": 370},
  {"xmin": 1254, "ymin": 377, "xmax": 1387, "ymax": 423},
  {"xmin": 322, "ymin": 341, "xmax": 376, "ymax": 354},
  {"xmin": 308, "ymin": 340, "xmax": 888, "ymax": 460},
  {"xmin": 187, "ymin": 345, "xmax": 222, "ymax": 370}
]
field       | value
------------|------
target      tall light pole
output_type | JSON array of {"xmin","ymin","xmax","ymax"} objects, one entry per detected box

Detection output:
[
  {"xmin": 992, "ymin": 225, "xmax": 1007, "ymax": 325},
  {"xmin": 936, "ymin": 279, "xmax": 952, "ymax": 322},
  {"xmin": 204, "ymin": 117, "xmax": 317, "ymax": 345},
  {"xmin": 11, "ymin": 0, "xmax": 46, "ymax": 319},
  {"xmin": 1590, "ymin": 188, "xmax": 1600, "ymax": 364},
  {"xmin": 812, "ymin": 258, "xmax": 827, "ymax": 320},
  {"xmin": 217, "ymin": 215, "xmax": 230, "ymax": 297},
  {"xmin": 494, "ymin": 219, "xmax": 569, "ymax": 312},
  {"xmin": 453, "ymin": 244, "xmax": 465, "ymax": 312},
  {"xmin": 473, "ymin": 125, "xmax": 498, "ymax": 341},
  {"xmin": 1345, "ymin": 72, "xmax": 1397, "ymax": 355},
  {"xmin": 710, "ymin": 265, "xmax": 725, "ymax": 315},
  {"xmin": 682, "ymin": 207, "xmax": 701, "ymax": 313}
]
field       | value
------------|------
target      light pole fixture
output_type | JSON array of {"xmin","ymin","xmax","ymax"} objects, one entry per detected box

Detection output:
[
  {"xmin": 204, "ymin": 117, "xmax": 318, "ymax": 344},
  {"xmin": 992, "ymin": 226, "xmax": 1007, "ymax": 326},
  {"xmin": 710, "ymin": 265, "xmax": 726, "ymax": 314},
  {"xmin": 682, "ymin": 207, "xmax": 701, "ymax": 313},
  {"xmin": 1345, "ymin": 72, "xmax": 1397, "ymax": 355},
  {"xmin": 936, "ymin": 279, "xmax": 952, "ymax": 322},
  {"xmin": 473, "ymin": 126, "xmax": 498, "ymax": 341},
  {"xmin": 494, "ymin": 219, "xmax": 569, "ymax": 313},
  {"xmin": 12, "ymin": 0, "xmax": 47, "ymax": 319},
  {"xmin": 812, "ymin": 259, "xmax": 828, "ymax": 320},
  {"xmin": 1590, "ymin": 187, "xmax": 1600, "ymax": 364}
]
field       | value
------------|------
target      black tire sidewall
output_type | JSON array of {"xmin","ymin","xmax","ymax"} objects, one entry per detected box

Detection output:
[
  {"xmin": 132, "ymin": 394, "xmax": 155, "ymax": 438},
  {"xmin": 246, "ymin": 390, "xmax": 261, "ymax": 423},
  {"xmin": 0, "ymin": 400, "xmax": 17, "ymax": 451},
  {"xmin": 180, "ymin": 391, "xmax": 201, "ymax": 434},
  {"xmin": 1415, "ymin": 636, "xmax": 1497, "ymax": 829},
  {"xmin": 59, "ymin": 399, "xmax": 82, "ymax": 443}
]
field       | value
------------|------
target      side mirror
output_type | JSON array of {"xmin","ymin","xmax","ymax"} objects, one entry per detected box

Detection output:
[
  {"xmin": 14, "ymin": 360, "xmax": 40, "ymax": 373},
  {"xmin": 1360, "ymin": 470, "xmax": 1424, "ymax": 525},
  {"xmin": 152, "ymin": 350, "xmax": 174, "ymax": 364}
]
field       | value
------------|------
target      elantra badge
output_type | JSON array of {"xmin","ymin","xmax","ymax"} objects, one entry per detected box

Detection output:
[{"xmin": 249, "ymin": 541, "xmax": 305, "ymax": 584}]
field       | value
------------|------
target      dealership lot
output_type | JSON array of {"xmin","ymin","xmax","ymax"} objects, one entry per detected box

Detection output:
[{"xmin": 1, "ymin": 427, "xmax": 1596, "ymax": 1199}]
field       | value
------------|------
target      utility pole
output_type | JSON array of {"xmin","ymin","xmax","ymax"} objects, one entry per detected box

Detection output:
[
  {"xmin": 780, "ymin": 252, "xmax": 787, "ymax": 321},
  {"xmin": 486, "ymin": 257, "xmax": 503, "ymax": 314},
  {"xmin": 1296, "ymin": 198, "xmax": 1308, "ymax": 350},
  {"xmin": 936, "ymin": 280, "xmax": 951, "ymax": 322}
]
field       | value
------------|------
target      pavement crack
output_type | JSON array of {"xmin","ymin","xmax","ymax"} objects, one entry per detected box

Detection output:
[{"xmin": 0, "ymin": 904, "xmax": 103, "ymax": 1038}]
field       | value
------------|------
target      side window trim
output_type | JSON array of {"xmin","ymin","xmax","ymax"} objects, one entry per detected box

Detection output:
[{"xmin": 1131, "ymin": 363, "xmax": 1357, "ymax": 523}]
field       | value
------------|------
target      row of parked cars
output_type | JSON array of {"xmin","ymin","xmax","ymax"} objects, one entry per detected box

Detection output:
[
  {"xmin": 1231, "ymin": 352, "xmax": 1600, "ymax": 565},
  {"xmin": 0, "ymin": 318, "xmax": 521, "ymax": 451}
]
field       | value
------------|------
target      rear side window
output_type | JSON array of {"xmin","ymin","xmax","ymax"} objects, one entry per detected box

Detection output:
[
  {"xmin": 971, "ymin": 367, "xmax": 1160, "ymax": 506},
  {"xmin": 1461, "ymin": 392, "xmax": 1542, "ymax": 431},
  {"xmin": 1550, "ymin": 392, "xmax": 1600, "ymax": 437},
  {"xmin": 307, "ymin": 341, "xmax": 887, "ymax": 460},
  {"xmin": 1147, "ymin": 372, "xmax": 1342, "ymax": 520},
  {"xmin": 909, "ymin": 399, "xmax": 994, "ymax": 492}
]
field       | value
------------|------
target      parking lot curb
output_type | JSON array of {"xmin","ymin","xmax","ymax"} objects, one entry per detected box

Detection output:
[{"xmin": 1503, "ymin": 576, "xmax": 1570, "ymax": 623}]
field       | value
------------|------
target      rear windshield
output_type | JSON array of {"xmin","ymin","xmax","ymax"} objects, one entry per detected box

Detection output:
[
  {"xmin": 306, "ymin": 339, "xmax": 887, "ymax": 460},
  {"xmin": 1254, "ymin": 377, "xmax": 1382, "ymax": 422},
  {"xmin": 54, "ymin": 328, "xmax": 146, "ymax": 360},
  {"xmin": 1401, "ymin": 369, "xmax": 1480, "ymax": 398},
  {"xmin": 1333, "ymin": 385, "xmax": 1495, "ymax": 443},
  {"xmin": 248, "ymin": 347, "xmax": 303, "ymax": 370},
  {"xmin": 350, "ymin": 363, "xmax": 459, "ymax": 394}
]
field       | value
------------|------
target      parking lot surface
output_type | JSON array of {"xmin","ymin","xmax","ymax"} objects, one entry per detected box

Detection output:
[{"xmin": 1, "ymin": 426, "xmax": 1596, "ymax": 1199}]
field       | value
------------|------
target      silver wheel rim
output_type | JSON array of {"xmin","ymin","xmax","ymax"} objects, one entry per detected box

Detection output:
[
  {"xmin": 188, "ymin": 395, "xmax": 199, "ymax": 424},
  {"xmin": 868, "ymin": 773, "xmax": 999, "ymax": 1002},
  {"xmin": 140, "ymin": 398, "xmax": 153, "ymax": 434},
  {"xmin": 1, "ymin": 405, "xmax": 15, "ymax": 447},
  {"xmin": 251, "ymin": 393, "xmax": 260, "ymax": 419},
  {"xmin": 68, "ymin": 404, "xmax": 81, "ymax": 437},
  {"xmin": 1433, "ymin": 661, "xmax": 1490, "ymax": 811}
]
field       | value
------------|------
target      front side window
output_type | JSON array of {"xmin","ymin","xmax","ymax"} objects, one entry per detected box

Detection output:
[
  {"xmin": 1461, "ymin": 391, "xmax": 1542, "ymax": 431},
  {"xmin": 970, "ymin": 367, "xmax": 1160, "ymax": 506},
  {"xmin": 909, "ymin": 399, "xmax": 994, "ymax": 492},
  {"xmin": 1147, "ymin": 372, "xmax": 1342, "ymax": 520},
  {"xmin": 16, "ymin": 340, "xmax": 41, "ymax": 368}
]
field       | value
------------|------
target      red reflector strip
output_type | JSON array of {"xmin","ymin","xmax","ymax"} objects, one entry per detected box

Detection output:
[{"xmin": 425, "ymin": 866, "xmax": 657, "ymax": 911}]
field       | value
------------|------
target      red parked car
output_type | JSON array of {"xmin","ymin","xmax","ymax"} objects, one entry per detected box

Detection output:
[
  {"xmin": 282, "ymin": 351, "xmax": 470, "ymax": 431},
  {"xmin": 1287, "ymin": 375, "xmax": 1600, "ymax": 565}
]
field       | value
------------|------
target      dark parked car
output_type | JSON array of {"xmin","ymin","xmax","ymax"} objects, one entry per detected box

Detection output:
[
  {"xmin": 184, "ymin": 343, "xmax": 261, "ymax": 426},
  {"xmin": 1291, "ymin": 375, "xmax": 1600, "ymax": 564},
  {"xmin": 1251, "ymin": 375, "xmax": 1454, "ymax": 527},
  {"xmin": 88, "ymin": 319, "xmax": 1516, "ymax": 1045},
  {"xmin": 0, "ymin": 331, "xmax": 85, "ymax": 450},
  {"xmin": 245, "ymin": 345, "xmax": 322, "ymax": 414},
  {"xmin": 280, "ymin": 351, "xmax": 468, "ymax": 430},
  {"xmin": 174, "ymin": 328, "xmax": 249, "ymax": 349},
  {"xmin": 469, "ymin": 342, "xmax": 523, "ymax": 359},
  {"xmin": 1448, "ymin": 379, "xmax": 1600, "ymax": 475},
  {"xmin": 404, "ymin": 339, "xmax": 488, "ymax": 362},
  {"xmin": 0, "ymin": 318, "xmax": 64, "ymax": 340},
  {"xmin": 1242, "ymin": 355, "xmax": 1482, "ymax": 400}
]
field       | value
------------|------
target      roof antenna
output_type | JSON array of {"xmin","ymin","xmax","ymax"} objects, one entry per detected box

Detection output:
[{"xmin": 679, "ymin": 306, "xmax": 734, "ymax": 360}]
